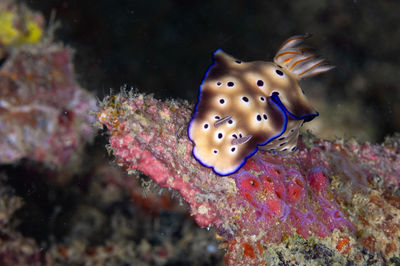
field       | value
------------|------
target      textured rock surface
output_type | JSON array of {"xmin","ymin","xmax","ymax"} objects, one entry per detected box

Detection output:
[
  {"xmin": 97, "ymin": 92, "xmax": 400, "ymax": 265},
  {"xmin": 0, "ymin": 176, "xmax": 46, "ymax": 265},
  {"xmin": 0, "ymin": 41, "xmax": 97, "ymax": 167}
]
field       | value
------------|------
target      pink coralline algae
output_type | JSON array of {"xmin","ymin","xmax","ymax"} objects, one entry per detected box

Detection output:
[
  {"xmin": 97, "ymin": 92, "xmax": 400, "ymax": 265},
  {"xmin": 232, "ymin": 159, "xmax": 355, "ymax": 241},
  {"xmin": 0, "ymin": 42, "xmax": 97, "ymax": 167}
]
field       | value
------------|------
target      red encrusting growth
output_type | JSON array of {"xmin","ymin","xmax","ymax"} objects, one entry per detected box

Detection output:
[{"xmin": 308, "ymin": 168, "xmax": 329, "ymax": 192}]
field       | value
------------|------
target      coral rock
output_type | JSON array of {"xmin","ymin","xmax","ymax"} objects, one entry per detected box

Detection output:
[
  {"xmin": 0, "ymin": 42, "xmax": 97, "ymax": 167},
  {"xmin": 97, "ymin": 92, "xmax": 400, "ymax": 265}
]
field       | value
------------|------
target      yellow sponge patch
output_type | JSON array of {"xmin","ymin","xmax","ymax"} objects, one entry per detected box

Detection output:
[
  {"xmin": 0, "ymin": 11, "xmax": 19, "ymax": 45},
  {"xmin": 22, "ymin": 19, "xmax": 43, "ymax": 44},
  {"xmin": 0, "ymin": 10, "xmax": 43, "ymax": 46}
]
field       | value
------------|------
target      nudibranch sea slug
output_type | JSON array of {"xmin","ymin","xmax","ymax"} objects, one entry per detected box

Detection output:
[{"xmin": 188, "ymin": 34, "xmax": 334, "ymax": 176}]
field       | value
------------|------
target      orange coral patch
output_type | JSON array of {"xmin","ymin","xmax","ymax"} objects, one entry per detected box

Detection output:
[
  {"xmin": 336, "ymin": 235, "xmax": 350, "ymax": 254},
  {"xmin": 242, "ymin": 243, "xmax": 256, "ymax": 258}
]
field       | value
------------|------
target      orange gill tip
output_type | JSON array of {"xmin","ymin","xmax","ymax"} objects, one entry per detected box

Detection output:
[
  {"xmin": 288, "ymin": 54, "xmax": 315, "ymax": 70},
  {"xmin": 298, "ymin": 64, "xmax": 335, "ymax": 79},
  {"xmin": 274, "ymin": 34, "xmax": 334, "ymax": 79},
  {"xmin": 294, "ymin": 58, "xmax": 325, "ymax": 76},
  {"xmin": 277, "ymin": 33, "xmax": 313, "ymax": 52}
]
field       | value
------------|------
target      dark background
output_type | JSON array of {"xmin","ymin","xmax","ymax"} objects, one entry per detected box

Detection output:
[{"xmin": 25, "ymin": 0, "xmax": 400, "ymax": 142}]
